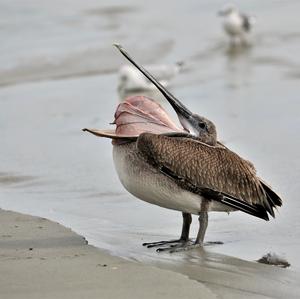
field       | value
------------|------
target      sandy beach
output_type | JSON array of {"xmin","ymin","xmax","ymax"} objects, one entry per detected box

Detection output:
[
  {"xmin": 1, "ymin": 209, "xmax": 300, "ymax": 299},
  {"xmin": 0, "ymin": 209, "xmax": 213, "ymax": 299}
]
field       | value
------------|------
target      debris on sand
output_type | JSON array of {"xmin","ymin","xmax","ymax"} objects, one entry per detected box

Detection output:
[{"xmin": 257, "ymin": 252, "xmax": 290, "ymax": 268}]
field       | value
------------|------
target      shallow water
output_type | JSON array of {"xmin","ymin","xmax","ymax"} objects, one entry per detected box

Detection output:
[{"xmin": 1, "ymin": 0, "xmax": 300, "ymax": 294}]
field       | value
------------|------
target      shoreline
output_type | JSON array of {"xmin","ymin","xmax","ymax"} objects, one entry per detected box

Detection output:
[
  {"xmin": 1, "ymin": 209, "xmax": 300, "ymax": 299},
  {"xmin": 0, "ymin": 209, "xmax": 214, "ymax": 299}
]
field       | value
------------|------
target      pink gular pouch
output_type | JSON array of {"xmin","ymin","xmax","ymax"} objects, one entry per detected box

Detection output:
[{"xmin": 83, "ymin": 96, "xmax": 183, "ymax": 141}]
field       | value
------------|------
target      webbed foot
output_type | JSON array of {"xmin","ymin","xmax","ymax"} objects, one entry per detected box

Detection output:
[
  {"xmin": 142, "ymin": 239, "xmax": 189, "ymax": 249},
  {"xmin": 144, "ymin": 240, "xmax": 223, "ymax": 253}
]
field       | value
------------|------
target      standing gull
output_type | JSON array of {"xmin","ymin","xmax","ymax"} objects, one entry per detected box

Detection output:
[
  {"xmin": 118, "ymin": 62, "xmax": 183, "ymax": 94},
  {"xmin": 219, "ymin": 4, "xmax": 255, "ymax": 45},
  {"xmin": 83, "ymin": 45, "xmax": 282, "ymax": 252}
]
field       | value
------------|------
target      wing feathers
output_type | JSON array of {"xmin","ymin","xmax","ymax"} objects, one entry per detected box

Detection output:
[
  {"xmin": 160, "ymin": 166, "xmax": 270, "ymax": 221},
  {"xmin": 138, "ymin": 132, "xmax": 282, "ymax": 220},
  {"xmin": 220, "ymin": 195, "xmax": 269, "ymax": 220}
]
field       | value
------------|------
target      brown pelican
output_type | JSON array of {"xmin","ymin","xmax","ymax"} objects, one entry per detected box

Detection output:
[{"xmin": 83, "ymin": 45, "xmax": 282, "ymax": 252}]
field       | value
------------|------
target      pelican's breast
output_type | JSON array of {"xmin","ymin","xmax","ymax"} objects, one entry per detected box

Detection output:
[{"xmin": 112, "ymin": 142, "xmax": 234, "ymax": 214}]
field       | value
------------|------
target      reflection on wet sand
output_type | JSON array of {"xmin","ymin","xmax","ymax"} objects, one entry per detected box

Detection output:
[
  {"xmin": 0, "ymin": 172, "xmax": 35, "ymax": 186},
  {"xmin": 152, "ymin": 249, "xmax": 300, "ymax": 299}
]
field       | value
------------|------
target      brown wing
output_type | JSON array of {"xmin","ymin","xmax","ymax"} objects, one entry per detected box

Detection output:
[{"xmin": 137, "ymin": 133, "xmax": 282, "ymax": 219}]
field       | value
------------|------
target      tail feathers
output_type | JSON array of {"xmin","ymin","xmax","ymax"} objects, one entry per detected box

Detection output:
[
  {"xmin": 221, "ymin": 180, "xmax": 283, "ymax": 221},
  {"xmin": 261, "ymin": 196, "xmax": 275, "ymax": 218},
  {"xmin": 260, "ymin": 180, "xmax": 283, "ymax": 208}
]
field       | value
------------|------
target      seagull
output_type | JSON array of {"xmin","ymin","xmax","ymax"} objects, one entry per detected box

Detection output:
[
  {"xmin": 218, "ymin": 4, "xmax": 255, "ymax": 45},
  {"xmin": 118, "ymin": 62, "xmax": 183, "ymax": 94},
  {"xmin": 83, "ymin": 45, "xmax": 282, "ymax": 252}
]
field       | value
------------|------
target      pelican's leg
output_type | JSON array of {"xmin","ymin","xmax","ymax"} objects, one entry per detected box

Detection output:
[
  {"xmin": 157, "ymin": 199, "xmax": 223, "ymax": 253},
  {"xmin": 169, "ymin": 211, "xmax": 223, "ymax": 253},
  {"xmin": 143, "ymin": 212, "xmax": 192, "ymax": 249},
  {"xmin": 154, "ymin": 201, "xmax": 209, "ymax": 252},
  {"xmin": 180, "ymin": 212, "xmax": 192, "ymax": 241},
  {"xmin": 195, "ymin": 211, "xmax": 208, "ymax": 245},
  {"xmin": 164, "ymin": 212, "xmax": 208, "ymax": 253}
]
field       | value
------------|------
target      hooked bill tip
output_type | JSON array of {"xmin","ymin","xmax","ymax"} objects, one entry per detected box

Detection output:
[{"xmin": 113, "ymin": 43, "xmax": 122, "ymax": 50}]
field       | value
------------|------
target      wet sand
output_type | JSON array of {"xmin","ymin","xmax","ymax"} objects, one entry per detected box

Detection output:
[
  {"xmin": 1, "ymin": 209, "xmax": 300, "ymax": 299},
  {"xmin": 0, "ymin": 209, "xmax": 213, "ymax": 299}
]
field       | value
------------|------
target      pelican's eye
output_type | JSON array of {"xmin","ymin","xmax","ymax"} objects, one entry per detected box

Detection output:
[{"xmin": 198, "ymin": 122, "xmax": 207, "ymax": 130}]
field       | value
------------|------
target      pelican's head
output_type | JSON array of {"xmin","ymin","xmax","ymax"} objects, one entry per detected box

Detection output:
[
  {"xmin": 114, "ymin": 44, "xmax": 218, "ymax": 145},
  {"xmin": 178, "ymin": 113, "xmax": 217, "ymax": 145}
]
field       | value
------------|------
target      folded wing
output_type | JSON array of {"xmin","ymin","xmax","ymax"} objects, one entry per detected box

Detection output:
[{"xmin": 137, "ymin": 133, "xmax": 282, "ymax": 220}]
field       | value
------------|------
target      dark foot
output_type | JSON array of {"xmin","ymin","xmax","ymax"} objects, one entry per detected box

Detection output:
[
  {"xmin": 205, "ymin": 241, "xmax": 223, "ymax": 246},
  {"xmin": 143, "ymin": 239, "xmax": 223, "ymax": 253},
  {"xmin": 157, "ymin": 241, "xmax": 200, "ymax": 253},
  {"xmin": 142, "ymin": 239, "xmax": 188, "ymax": 248}
]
